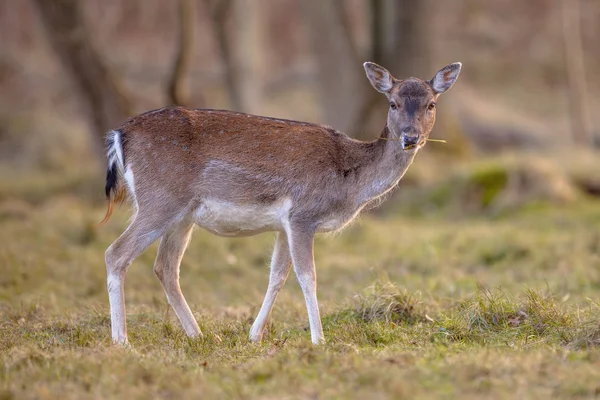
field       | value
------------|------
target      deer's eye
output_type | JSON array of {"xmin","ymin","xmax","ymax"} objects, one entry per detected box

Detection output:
[
  {"xmin": 428, "ymin": 102, "xmax": 436, "ymax": 111},
  {"xmin": 390, "ymin": 103, "xmax": 397, "ymax": 110}
]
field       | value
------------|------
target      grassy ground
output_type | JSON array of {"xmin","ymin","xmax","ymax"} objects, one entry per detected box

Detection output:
[{"xmin": 1, "ymin": 159, "xmax": 600, "ymax": 399}]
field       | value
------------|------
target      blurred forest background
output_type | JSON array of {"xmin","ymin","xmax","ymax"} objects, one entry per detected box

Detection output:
[
  {"xmin": 3, "ymin": 2, "xmax": 600, "ymax": 397},
  {"xmin": 1, "ymin": 0, "xmax": 599, "ymax": 175}
]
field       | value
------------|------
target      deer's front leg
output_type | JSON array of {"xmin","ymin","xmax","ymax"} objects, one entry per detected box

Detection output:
[
  {"xmin": 250, "ymin": 232, "xmax": 292, "ymax": 342},
  {"xmin": 285, "ymin": 224, "xmax": 324, "ymax": 344}
]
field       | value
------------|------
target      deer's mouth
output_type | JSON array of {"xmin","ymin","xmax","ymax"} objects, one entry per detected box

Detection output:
[{"xmin": 402, "ymin": 139, "xmax": 426, "ymax": 151}]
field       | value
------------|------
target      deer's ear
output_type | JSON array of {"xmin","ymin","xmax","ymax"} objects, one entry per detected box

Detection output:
[
  {"xmin": 429, "ymin": 62, "xmax": 462, "ymax": 94},
  {"xmin": 363, "ymin": 62, "xmax": 394, "ymax": 94}
]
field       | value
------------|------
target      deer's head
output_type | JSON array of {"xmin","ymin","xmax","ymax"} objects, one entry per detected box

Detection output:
[{"xmin": 364, "ymin": 62, "xmax": 462, "ymax": 151}]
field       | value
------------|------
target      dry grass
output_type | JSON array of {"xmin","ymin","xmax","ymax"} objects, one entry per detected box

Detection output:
[
  {"xmin": 1, "ymin": 157, "xmax": 600, "ymax": 399},
  {"xmin": 352, "ymin": 281, "xmax": 425, "ymax": 325}
]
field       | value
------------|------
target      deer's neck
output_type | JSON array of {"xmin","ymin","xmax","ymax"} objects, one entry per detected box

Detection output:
[{"xmin": 356, "ymin": 126, "xmax": 417, "ymax": 204}]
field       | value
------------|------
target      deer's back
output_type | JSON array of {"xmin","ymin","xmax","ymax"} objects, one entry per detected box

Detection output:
[{"xmin": 117, "ymin": 107, "xmax": 373, "ymax": 226}]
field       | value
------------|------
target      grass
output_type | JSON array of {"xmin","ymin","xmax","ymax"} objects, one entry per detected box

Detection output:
[{"xmin": 1, "ymin": 160, "xmax": 600, "ymax": 399}]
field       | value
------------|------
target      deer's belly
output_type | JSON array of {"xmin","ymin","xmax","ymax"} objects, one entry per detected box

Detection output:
[
  {"xmin": 316, "ymin": 206, "xmax": 364, "ymax": 233},
  {"xmin": 193, "ymin": 198, "xmax": 292, "ymax": 237}
]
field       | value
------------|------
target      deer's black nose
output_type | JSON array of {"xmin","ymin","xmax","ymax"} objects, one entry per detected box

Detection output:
[
  {"xmin": 403, "ymin": 135, "xmax": 418, "ymax": 146},
  {"xmin": 401, "ymin": 128, "xmax": 419, "ymax": 149}
]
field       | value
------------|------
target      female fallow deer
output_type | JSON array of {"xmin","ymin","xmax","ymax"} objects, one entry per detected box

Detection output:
[{"xmin": 102, "ymin": 61, "xmax": 461, "ymax": 345}]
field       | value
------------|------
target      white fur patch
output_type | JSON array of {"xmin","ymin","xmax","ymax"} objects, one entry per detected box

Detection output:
[
  {"xmin": 106, "ymin": 273, "xmax": 122, "ymax": 293},
  {"xmin": 318, "ymin": 208, "xmax": 363, "ymax": 233},
  {"xmin": 106, "ymin": 273, "xmax": 127, "ymax": 342},
  {"xmin": 106, "ymin": 130, "xmax": 124, "ymax": 172},
  {"xmin": 194, "ymin": 198, "xmax": 292, "ymax": 237},
  {"xmin": 123, "ymin": 165, "xmax": 138, "ymax": 211}
]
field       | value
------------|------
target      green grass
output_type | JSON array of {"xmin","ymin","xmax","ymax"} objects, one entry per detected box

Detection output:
[{"xmin": 2, "ymin": 165, "xmax": 600, "ymax": 399}]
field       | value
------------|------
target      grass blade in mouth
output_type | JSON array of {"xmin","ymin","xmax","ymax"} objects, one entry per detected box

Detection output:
[{"xmin": 379, "ymin": 138, "xmax": 447, "ymax": 144}]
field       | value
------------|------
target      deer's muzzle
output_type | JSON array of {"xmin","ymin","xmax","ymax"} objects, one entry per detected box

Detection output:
[{"xmin": 401, "ymin": 127, "xmax": 420, "ymax": 150}]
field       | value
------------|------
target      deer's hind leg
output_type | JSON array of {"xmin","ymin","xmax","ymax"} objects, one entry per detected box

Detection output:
[
  {"xmin": 153, "ymin": 221, "xmax": 202, "ymax": 338},
  {"xmin": 105, "ymin": 212, "xmax": 171, "ymax": 344}
]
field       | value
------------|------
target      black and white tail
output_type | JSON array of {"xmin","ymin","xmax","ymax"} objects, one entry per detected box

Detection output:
[{"xmin": 100, "ymin": 130, "xmax": 125, "ymax": 224}]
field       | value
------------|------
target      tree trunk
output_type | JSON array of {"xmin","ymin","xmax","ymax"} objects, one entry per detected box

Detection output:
[
  {"xmin": 32, "ymin": 0, "xmax": 133, "ymax": 157},
  {"xmin": 384, "ymin": 0, "xmax": 430, "ymax": 77},
  {"xmin": 204, "ymin": 0, "xmax": 244, "ymax": 111},
  {"xmin": 301, "ymin": 0, "xmax": 368, "ymax": 135},
  {"xmin": 166, "ymin": 0, "xmax": 197, "ymax": 107},
  {"xmin": 561, "ymin": 0, "xmax": 592, "ymax": 146},
  {"xmin": 231, "ymin": 0, "xmax": 265, "ymax": 114},
  {"xmin": 354, "ymin": 0, "xmax": 432, "ymax": 138}
]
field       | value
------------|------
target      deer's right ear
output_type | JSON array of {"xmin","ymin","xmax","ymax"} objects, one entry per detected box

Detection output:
[{"xmin": 363, "ymin": 62, "xmax": 394, "ymax": 94}]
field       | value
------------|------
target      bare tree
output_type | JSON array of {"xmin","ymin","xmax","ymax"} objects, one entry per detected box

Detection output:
[
  {"xmin": 561, "ymin": 0, "xmax": 592, "ymax": 146},
  {"xmin": 301, "ymin": 0, "xmax": 368, "ymax": 134},
  {"xmin": 353, "ymin": 0, "xmax": 432, "ymax": 137},
  {"xmin": 32, "ymin": 0, "xmax": 133, "ymax": 156},
  {"xmin": 204, "ymin": 0, "xmax": 244, "ymax": 111},
  {"xmin": 231, "ymin": 0, "xmax": 265, "ymax": 114},
  {"xmin": 383, "ymin": 0, "xmax": 430, "ymax": 77},
  {"xmin": 166, "ymin": 0, "xmax": 197, "ymax": 107}
]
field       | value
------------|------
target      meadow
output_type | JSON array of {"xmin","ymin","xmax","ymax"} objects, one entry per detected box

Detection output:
[
  {"xmin": 2, "ymin": 0, "xmax": 600, "ymax": 397},
  {"xmin": 1, "ymin": 152, "xmax": 600, "ymax": 399}
]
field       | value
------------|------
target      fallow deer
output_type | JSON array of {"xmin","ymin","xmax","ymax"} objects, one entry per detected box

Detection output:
[{"xmin": 102, "ymin": 61, "xmax": 462, "ymax": 345}]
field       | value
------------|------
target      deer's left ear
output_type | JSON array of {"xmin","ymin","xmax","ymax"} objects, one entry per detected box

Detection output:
[{"xmin": 429, "ymin": 62, "xmax": 462, "ymax": 94}]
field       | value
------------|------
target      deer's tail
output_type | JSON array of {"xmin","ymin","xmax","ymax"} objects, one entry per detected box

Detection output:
[{"xmin": 99, "ymin": 130, "xmax": 127, "ymax": 225}]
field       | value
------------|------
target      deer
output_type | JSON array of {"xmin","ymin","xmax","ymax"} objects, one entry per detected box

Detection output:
[{"xmin": 102, "ymin": 61, "xmax": 462, "ymax": 345}]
